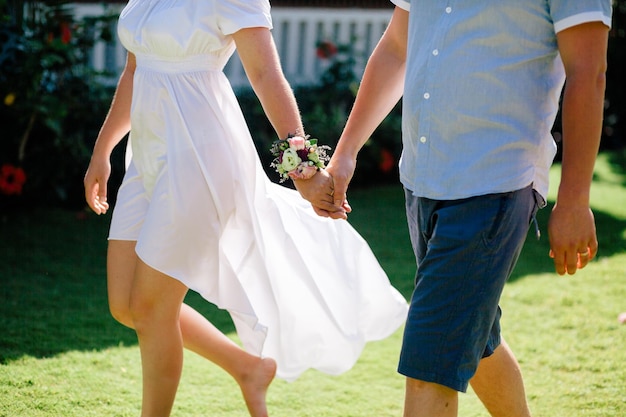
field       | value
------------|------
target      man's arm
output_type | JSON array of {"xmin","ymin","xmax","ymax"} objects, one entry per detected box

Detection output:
[
  {"xmin": 548, "ymin": 21, "xmax": 609, "ymax": 275},
  {"xmin": 327, "ymin": 7, "xmax": 408, "ymax": 210}
]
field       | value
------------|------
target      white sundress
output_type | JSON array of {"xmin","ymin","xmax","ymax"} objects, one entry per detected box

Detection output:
[{"xmin": 110, "ymin": 0, "xmax": 408, "ymax": 381}]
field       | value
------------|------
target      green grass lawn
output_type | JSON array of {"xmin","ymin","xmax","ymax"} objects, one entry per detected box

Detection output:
[{"xmin": 1, "ymin": 151, "xmax": 625, "ymax": 416}]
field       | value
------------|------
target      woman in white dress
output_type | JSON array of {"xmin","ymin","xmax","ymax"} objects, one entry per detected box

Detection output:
[{"xmin": 84, "ymin": 1, "xmax": 408, "ymax": 416}]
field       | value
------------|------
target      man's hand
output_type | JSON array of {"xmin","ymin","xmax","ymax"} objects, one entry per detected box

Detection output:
[
  {"xmin": 548, "ymin": 203, "xmax": 598, "ymax": 275},
  {"xmin": 293, "ymin": 169, "xmax": 347, "ymax": 219},
  {"xmin": 326, "ymin": 151, "xmax": 356, "ymax": 215}
]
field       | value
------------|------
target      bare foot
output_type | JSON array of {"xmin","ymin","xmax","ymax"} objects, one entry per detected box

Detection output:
[{"xmin": 240, "ymin": 357, "xmax": 277, "ymax": 417}]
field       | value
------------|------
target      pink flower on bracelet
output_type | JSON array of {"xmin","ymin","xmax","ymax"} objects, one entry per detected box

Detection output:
[
  {"xmin": 288, "ymin": 135, "xmax": 306, "ymax": 151},
  {"xmin": 270, "ymin": 134, "xmax": 331, "ymax": 183}
]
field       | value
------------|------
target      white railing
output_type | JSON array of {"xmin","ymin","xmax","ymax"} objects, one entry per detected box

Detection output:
[{"xmin": 72, "ymin": 4, "xmax": 392, "ymax": 88}]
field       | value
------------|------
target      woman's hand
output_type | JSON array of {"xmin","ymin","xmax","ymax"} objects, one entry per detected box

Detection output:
[{"xmin": 84, "ymin": 155, "xmax": 111, "ymax": 215}]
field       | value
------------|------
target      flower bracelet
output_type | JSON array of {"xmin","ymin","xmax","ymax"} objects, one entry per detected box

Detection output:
[{"xmin": 270, "ymin": 134, "xmax": 331, "ymax": 183}]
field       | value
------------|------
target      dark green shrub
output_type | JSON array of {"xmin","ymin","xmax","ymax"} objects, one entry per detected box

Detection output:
[
  {"xmin": 603, "ymin": 0, "xmax": 626, "ymax": 151},
  {"xmin": 0, "ymin": 0, "xmax": 116, "ymax": 210}
]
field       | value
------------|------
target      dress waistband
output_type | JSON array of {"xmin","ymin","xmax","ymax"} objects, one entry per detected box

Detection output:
[{"xmin": 135, "ymin": 54, "xmax": 224, "ymax": 73}]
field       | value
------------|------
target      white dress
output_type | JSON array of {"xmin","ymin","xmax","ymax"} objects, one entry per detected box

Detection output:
[{"xmin": 110, "ymin": 0, "xmax": 408, "ymax": 381}]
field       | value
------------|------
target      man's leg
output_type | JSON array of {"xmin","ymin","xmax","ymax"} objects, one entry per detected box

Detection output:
[
  {"xmin": 403, "ymin": 378, "xmax": 458, "ymax": 417},
  {"xmin": 470, "ymin": 338, "xmax": 532, "ymax": 417},
  {"xmin": 400, "ymin": 186, "xmax": 538, "ymax": 417}
]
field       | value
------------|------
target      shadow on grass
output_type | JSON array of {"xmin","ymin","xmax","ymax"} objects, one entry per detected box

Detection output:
[
  {"xmin": 606, "ymin": 148, "xmax": 626, "ymax": 186},
  {"xmin": 509, "ymin": 199, "xmax": 626, "ymax": 281},
  {"xmin": 511, "ymin": 151, "xmax": 626, "ymax": 280},
  {"xmin": 1, "ymin": 165, "xmax": 624, "ymax": 363},
  {"xmin": 0, "ymin": 208, "xmax": 235, "ymax": 364}
]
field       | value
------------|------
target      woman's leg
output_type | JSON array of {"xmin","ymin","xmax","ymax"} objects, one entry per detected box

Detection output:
[
  {"xmin": 107, "ymin": 240, "xmax": 276, "ymax": 417},
  {"xmin": 130, "ymin": 258, "xmax": 188, "ymax": 417},
  {"xmin": 178, "ymin": 305, "xmax": 276, "ymax": 417},
  {"xmin": 107, "ymin": 240, "xmax": 137, "ymax": 328}
]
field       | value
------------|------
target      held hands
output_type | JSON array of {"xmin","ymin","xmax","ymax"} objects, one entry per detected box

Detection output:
[
  {"xmin": 297, "ymin": 150, "xmax": 357, "ymax": 220},
  {"xmin": 276, "ymin": 133, "xmax": 354, "ymax": 219},
  {"xmin": 548, "ymin": 203, "xmax": 598, "ymax": 275},
  {"xmin": 294, "ymin": 153, "xmax": 356, "ymax": 220},
  {"xmin": 83, "ymin": 155, "xmax": 111, "ymax": 215},
  {"xmin": 293, "ymin": 169, "xmax": 349, "ymax": 219}
]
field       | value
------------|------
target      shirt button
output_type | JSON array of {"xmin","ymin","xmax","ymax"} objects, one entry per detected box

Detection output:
[
  {"xmin": 446, "ymin": 7, "xmax": 452, "ymax": 13},
  {"xmin": 423, "ymin": 92, "xmax": 430, "ymax": 99},
  {"xmin": 419, "ymin": 136, "xmax": 427, "ymax": 143},
  {"xmin": 432, "ymin": 49, "xmax": 439, "ymax": 56}
]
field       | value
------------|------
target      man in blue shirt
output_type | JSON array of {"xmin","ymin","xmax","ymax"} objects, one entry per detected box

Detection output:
[{"xmin": 323, "ymin": 1, "xmax": 612, "ymax": 416}]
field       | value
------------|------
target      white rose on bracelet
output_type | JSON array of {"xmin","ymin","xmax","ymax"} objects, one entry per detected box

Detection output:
[
  {"xmin": 280, "ymin": 148, "xmax": 301, "ymax": 172},
  {"xmin": 270, "ymin": 134, "xmax": 331, "ymax": 183}
]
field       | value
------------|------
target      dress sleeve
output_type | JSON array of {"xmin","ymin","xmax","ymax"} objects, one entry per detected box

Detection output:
[{"xmin": 217, "ymin": 0, "xmax": 272, "ymax": 36}]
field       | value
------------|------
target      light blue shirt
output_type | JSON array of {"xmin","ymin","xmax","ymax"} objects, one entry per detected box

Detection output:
[{"xmin": 390, "ymin": 0, "xmax": 612, "ymax": 200}]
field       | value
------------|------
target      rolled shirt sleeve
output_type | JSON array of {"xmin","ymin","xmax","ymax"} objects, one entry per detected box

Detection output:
[{"xmin": 390, "ymin": 0, "xmax": 410, "ymax": 12}]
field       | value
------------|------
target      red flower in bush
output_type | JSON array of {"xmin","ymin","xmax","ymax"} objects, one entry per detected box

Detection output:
[
  {"xmin": 0, "ymin": 164, "xmax": 27, "ymax": 196},
  {"xmin": 316, "ymin": 40, "xmax": 338, "ymax": 59},
  {"xmin": 379, "ymin": 148, "xmax": 395, "ymax": 173},
  {"xmin": 60, "ymin": 21, "xmax": 72, "ymax": 44},
  {"xmin": 47, "ymin": 21, "xmax": 72, "ymax": 44}
]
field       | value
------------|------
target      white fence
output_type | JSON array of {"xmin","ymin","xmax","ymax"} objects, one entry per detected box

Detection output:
[{"xmin": 73, "ymin": 4, "xmax": 392, "ymax": 89}]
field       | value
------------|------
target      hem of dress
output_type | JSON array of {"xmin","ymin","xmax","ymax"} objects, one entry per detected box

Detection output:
[{"xmin": 133, "ymin": 245, "xmax": 271, "ymax": 364}]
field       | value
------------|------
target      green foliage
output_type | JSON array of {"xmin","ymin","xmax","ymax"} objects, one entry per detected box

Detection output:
[{"xmin": 0, "ymin": 1, "xmax": 117, "ymax": 209}]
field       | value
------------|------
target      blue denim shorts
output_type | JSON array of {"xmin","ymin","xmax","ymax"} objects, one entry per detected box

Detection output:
[{"xmin": 397, "ymin": 185, "xmax": 542, "ymax": 392}]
